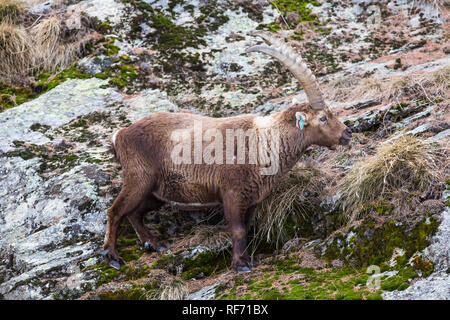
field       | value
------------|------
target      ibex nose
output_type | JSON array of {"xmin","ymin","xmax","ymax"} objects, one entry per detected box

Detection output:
[{"xmin": 345, "ymin": 128, "xmax": 352, "ymax": 136}]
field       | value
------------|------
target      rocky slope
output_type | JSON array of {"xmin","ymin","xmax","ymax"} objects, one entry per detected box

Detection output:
[{"xmin": 0, "ymin": 0, "xmax": 448, "ymax": 300}]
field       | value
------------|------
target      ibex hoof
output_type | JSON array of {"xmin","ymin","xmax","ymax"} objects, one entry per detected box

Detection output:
[
  {"xmin": 144, "ymin": 242, "xmax": 169, "ymax": 253},
  {"xmin": 235, "ymin": 266, "xmax": 252, "ymax": 273},
  {"xmin": 109, "ymin": 260, "xmax": 124, "ymax": 270}
]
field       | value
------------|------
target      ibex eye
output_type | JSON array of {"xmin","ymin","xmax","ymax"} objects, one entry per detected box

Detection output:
[{"xmin": 320, "ymin": 115, "xmax": 328, "ymax": 122}]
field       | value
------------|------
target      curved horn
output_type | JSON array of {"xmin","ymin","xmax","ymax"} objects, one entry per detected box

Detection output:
[{"xmin": 247, "ymin": 31, "xmax": 326, "ymax": 110}]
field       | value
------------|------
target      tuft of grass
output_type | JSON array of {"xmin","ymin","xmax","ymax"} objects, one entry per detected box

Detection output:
[
  {"xmin": 159, "ymin": 279, "xmax": 189, "ymax": 300},
  {"xmin": 188, "ymin": 225, "xmax": 231, "ymax": 252},
  {"xmin": 339, "ymin": 136, "xmax": 443, "ymax": 222},
  {"xmin": 0, "ymin": 0, "xmax": 23, "ymax": 24},
  {"xmin": 251, "ymin": 164, "xmax": 325, "ymax": 250},
  {"xmin": 327, "ymin": 65, "xmax": 449, "ymax": 103},
  {"xmin": 386, "ymin": 75, "xmax": 415, "ymax": 100},
  {"xmin": 0, "ymin": 22, "xmax": 34, "ymax": 82},
  {"xmin": 31, "ymin": 16, "xmax": 79, "ymax": 72},
  {"xmin": 424, "ymin": 65, "xmax": 450, "ymax": 98}
]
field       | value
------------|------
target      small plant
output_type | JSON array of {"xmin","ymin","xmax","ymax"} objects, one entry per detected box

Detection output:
[
  {"xmin": 251, "ymin": 164, "xmax": 325, "ymax": 250},
  {"xmin": 339, "ymin": 136, "xmax": 443, "ymax": 222},
  {"xmin": 159, "ymin": 279, "xmax": 189, "ymax": 300},
  {"xmin": 188, "ymin": 225, "xmax": 231, "ymax": 252},
  {"xmin": 0, "ymin": 22, "xmax": 34, "ymax": 82},
  {"xmin": 0, "ymin": 0, "xmax": 23, "ymax": 24}
]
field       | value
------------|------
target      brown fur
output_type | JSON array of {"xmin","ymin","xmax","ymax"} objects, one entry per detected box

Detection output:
[{"xmin": 103, "ymin": 103, "xmax": 351, "ymax": 270}]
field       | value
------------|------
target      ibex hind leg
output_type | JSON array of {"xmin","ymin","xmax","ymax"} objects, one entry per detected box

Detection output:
[
  {"xmin": 127, "ymin": 195, "xmax": 168, "ymax": 253},
  {"xmin": 102, "ymin": 183, "xmax": 151, "ymax": 269}
]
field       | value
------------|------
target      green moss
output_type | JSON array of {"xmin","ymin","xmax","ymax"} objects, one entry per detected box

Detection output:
[
  {"xmin": 152, "ymin": 254, "xmax": 176, "ymax": 270},
  {"xmin": 94, "ymin": 54, "xmax": 139, "ymax": 90},
  {"xmin": 104, "ymin": 43, "xmax": 120, "ymax": 56},
  {"xmin": 34, "ymin": 65, "xmax": 93, "ymax": 94},
  {"xmin": 97, "ymin": 281, "xmax": 159, "ymax": 300},
  {"xmin": 181, "ymin": 250, "xmax": 231, "ymax": 280},
  {"xmin": 218, "ymin": 265, "xmax": 383, "ymax": 300},
  {"xmin": 0, "ymin": 82, "xmax": 34, "ymax": 112},
  {"xmin": 323, "ymin": 214, "xmax": 440, "ymax": 273},
  {"xmin": 89, "ymin": 261, "xmax": 151, "ymax": 286}
]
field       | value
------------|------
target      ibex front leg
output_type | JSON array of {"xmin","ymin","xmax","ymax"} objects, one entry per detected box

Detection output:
[{"xmin": 223, "ymin": 193, "xmax": 252, "ymax": 272}]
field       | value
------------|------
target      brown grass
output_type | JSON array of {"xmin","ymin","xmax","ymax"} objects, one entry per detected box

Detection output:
[
  {"xmin": 328, "ymin": 66, "xmax": 449, "ymax": 104},
  {"xmin": 188, "ymin": 225, "xmax": 231, "ymax": 252},
  {"xmin": 31, "ymin": 16, "xmax": 78, "ymax": 71},
  {"xmin": 339, "ymin": 136, "xmax": 444, "ymax": 222},
  {"xmin": 0, "ymin": 0, "xmax": 23, "ymax": 24},
  {"xmin": 251, "ymin": 164, "xmax": 326, "ymax": 250},
  {"xmin": 0, "ymin": 22, "xmax": 34, "ymax": 82},
  {"xmin": 159, "ymin": 279, "xmax": 189, "ymax": 300},
  {"xmin": 0, "ymin": 8, "xmax": 96, "ymax": 84}
]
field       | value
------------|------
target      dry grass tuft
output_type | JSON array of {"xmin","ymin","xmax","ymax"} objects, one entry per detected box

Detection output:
[
  {"xmin": 0, "ymin": 0, "xmax": 23, "ymax": 24},
  {"xmin": 0, "ymin": 22, "xmax": 34, "ymax": 82},
  {"xmin": 188, "ymin": 225, "xmax": 231, "ymax": 252},
  {"xmin": 31, "ymin": 16, "xmax": 78, "ymax": 71},
  {"xmin": 424, "ymin": 65, "xmax": 450, "ymax": 98},
  {"xmin": 339, "ymin": 136, "xmax": 444, "ymax": 222},
  {"xmin": 328, "ymin": 65, "xmax": 449, "ymax": 104},
  {"xmin": 353, "ymin": 77, "xmax": 383, "ymax": 99},
  {"xmin": 251, "ymin": 164, "xmax": 325, "ymax": 250},
  {"xmin": 386, "ymin": 75, "xmax": 415, "ymax": 100},
  {"xmin": 159, "ymin": 279, "xmax": 189, "ymax": 300},
  {"xmin": 0, "ymin": 9, "xmax": 96, "ymax": 84}
]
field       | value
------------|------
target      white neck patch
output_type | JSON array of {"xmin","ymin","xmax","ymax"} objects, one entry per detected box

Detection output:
[
  {"xmin": 111, "ymin": 129, "xmax": 122, "ymax": 148},
  {"xmin": 253, "ymin": 116, "xmax": 275, "ymax": 128}
]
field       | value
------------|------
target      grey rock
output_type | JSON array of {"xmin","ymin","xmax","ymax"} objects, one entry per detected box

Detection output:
[
  {"xmin": 383, "ymin": 207, "xmax": 450, "ymax": 300},
  {"xmin": 30, "ymin": 1, "xmax": 54, "ymax": 14},
  {"xmin": 0, "ymin": 78, "xmax": 123, "ymax": 153},
  {"xmin": 187, "ymin": 283, "xmax": 219, "ymax": 300},
  {"xmin": 0, "ymin": 79, "xmax": 177, "ymax": 299}
]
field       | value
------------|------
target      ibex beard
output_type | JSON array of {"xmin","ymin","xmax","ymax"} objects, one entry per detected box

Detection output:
[
  {"xmin": 102, "ymin": 32, "xmax": 352, "ymax": 272},
  {"xmin": 170, "ymin": 120, "xmax": 280, "ymax": 176}
]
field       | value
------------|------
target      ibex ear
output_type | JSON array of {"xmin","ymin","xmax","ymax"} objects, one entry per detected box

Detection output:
[{"xmin": 295, "ymin": 112, "xmax": 307, "ymax": 130}]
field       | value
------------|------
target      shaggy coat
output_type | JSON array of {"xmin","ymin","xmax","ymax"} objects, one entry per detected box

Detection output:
[
  {"xmin": 103, "ymin": 104, "xmax": 351, "ymax": 270},
  {"xmin": 102, "ymin": 32, "xmax": 352, "ymax": 271}
]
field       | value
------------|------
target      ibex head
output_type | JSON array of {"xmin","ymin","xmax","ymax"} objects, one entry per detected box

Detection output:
[{"xmin": 247, "ymin": 32, "xmax": 352, "ymax": 150}]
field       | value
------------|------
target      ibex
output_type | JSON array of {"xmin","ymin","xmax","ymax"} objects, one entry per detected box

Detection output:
[{"xmin": 102, "ymin": 32, "xmax": 352, "ymax": 271}]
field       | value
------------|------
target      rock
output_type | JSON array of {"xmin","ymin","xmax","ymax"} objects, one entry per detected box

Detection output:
[
  {"xmin": 65, "ymin": 5, "xmax": 83, "ymax": 30},
  {"xmin": 123, "ymin": 89, "xmax": 178, "ymax": 123},
  {"xmin": 0, "ymin": 78, "xmax": 123, "ymax": 154},
  {"xmin": 331, "ymin": 260, "xmax": 344, "ymax": 268},
  {"xmin": 80, "ymin": 165, "xmax": 110, "ymax": 184},
  {"xmin": 383, "ymin": 205, "xmax": 450, "ymax": 299},
  {"xmin": 383, "ymin": 272, "xmax": 450, "ymax": 300},
  {"xmin": 78, "ymin": 56, "xmax": 114, "ymax": 75},
  {"xmin": 77, "ymin": 0, "xmax": 126, "ymax": 26},
  {"xmin": 29, "ymin": 1, "xmax": 54, "ymax": 15},
  {"xmin": 0, "ymin": 79, "xmax": 177, "ymax": 299},
  {"xmin": 187, "ymin": 283, "xmax": 219, "ymax": 300},
  {"xmin": 51, "ymin": 138, "xmax": 69, "ymax": 149},
  {"xmin": 342, "ymin": 98, "xmax": 382, "ymax": 110},
  {"xmin": 0, "ymin": 160, "xmax": 107, "ymax": 299},
  {"xmin": 427, "ymin": 129, "xmax": 450, "ymax": 142}
]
